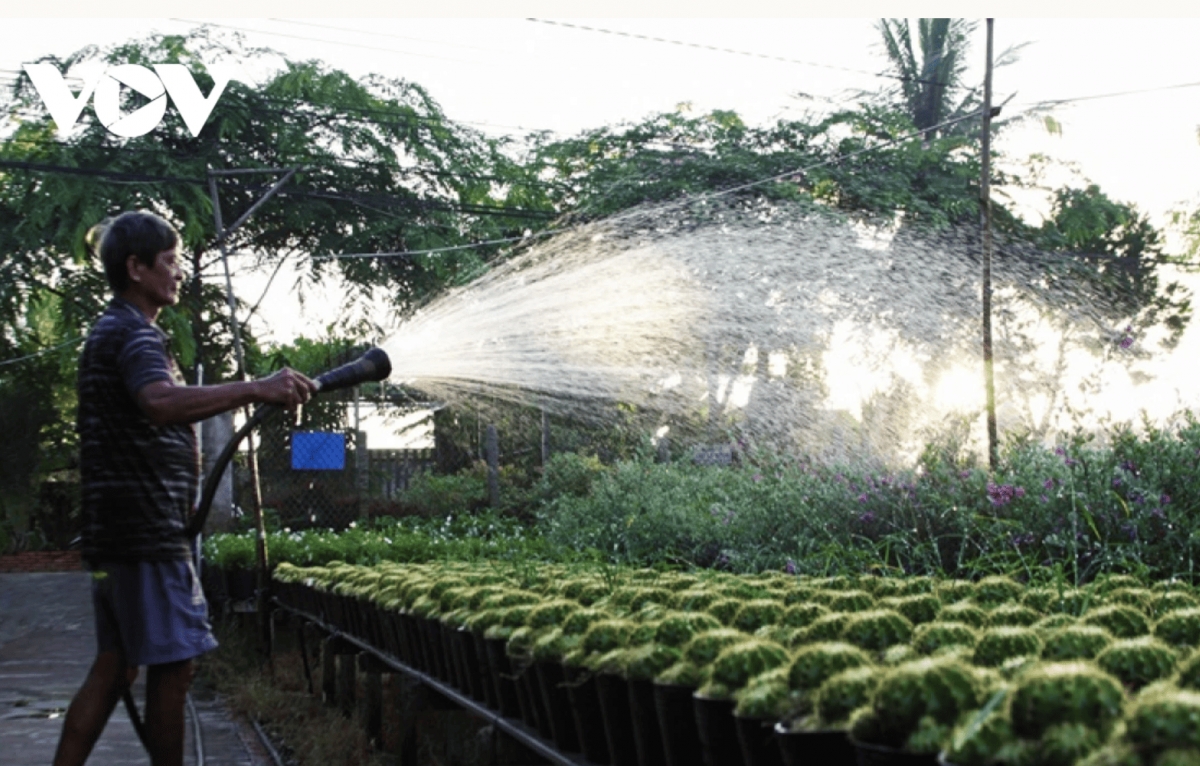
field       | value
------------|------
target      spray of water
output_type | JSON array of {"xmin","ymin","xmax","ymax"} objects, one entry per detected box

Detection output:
[{"xmin": 383, "ymin": 198, "xmax": 1176, "ymax": 465}]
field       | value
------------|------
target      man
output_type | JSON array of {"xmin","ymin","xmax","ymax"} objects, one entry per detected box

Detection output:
[{"xmin": 54, "ymin": 210, "xmax": 317, "ymax": 766}]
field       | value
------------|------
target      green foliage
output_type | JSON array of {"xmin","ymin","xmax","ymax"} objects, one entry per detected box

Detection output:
[
  {"xmin": 581, "ymin": 619, "xmax": 635, "ymax": 656},
  {"xmin": 799, "ymin": 613, "xmax": 854, "ymax": 643},
  {"xmin": 814, "ymin": 666, "xmax": 881, "ymax": 728},
  {"xmin": 1041, "ymin": 625, "xmax": 1115, "ymax": 661},
  {"xmin": 1041, "ymin": 722, "xmax": 1105, "ymax": 766},
  {"xmin": 683, "ymin": 628, "xmax": 748, "ymax": 667},
  {"xmin": 885, "ymin": 594, "xmax": 942, "ymax": 625},
  {"xmin": 1084, "ymin": 605, "xmax": 1152, "ymax": 639},
  {"xmin": 913, "ymin": 621, "xmax": 979, "ymax": 655},
  {"xmin": 972, "ymin": 627, "xmax": 1044, "ymax": 668},
  {"xmin": 865, "ymin": 657, "xmax": 984, "ymax": 748},
  {"xmin": 839, "ymin": 609, "xmax": 915, "ymax": 653},
  {"xmin": 1154, "ymin": 609, "xmax": 1200, "ymax": 649},
  {"xmin": 1125, "ymin": 688, "xmax": 1200, "ymax": 753},
  {"xmin": 787, "ymin": 642, "xmax": 874, "ymax": 692},
  {"xmin": 1095, "ymin": 637, "xmax": 1179, "ymax": 690},
  {"xmin": 1009, "ymin": 662, "xmax": 1125, "ymax": 740},
  {"xmin": 940, "ymin": 602, "xmax": 990, "ymax": 629},
  {"xmin": 710, "ymin": 639, "xmax": 789, "ymax": 691},
  {"xmin": 655, "ymin": 660, "xmax": 706, "ymax": 689},
  {"xmin": 732, "ymin": 599, "xmax": 785, "ymax": 633},
  {"xmin": 973, "ymin": 577, "xmax": 1026, "ymax": 609},
  {"xmin": 782, "ymin": 603, "xmax": 831, "ymax": 628},
  {"xmin": 733, "ymin": 669, "xmax": 793, "ymax": 719},
  {"xmin": 987, "ymin": 604, "xmax": 1043, "ymax": 628}
]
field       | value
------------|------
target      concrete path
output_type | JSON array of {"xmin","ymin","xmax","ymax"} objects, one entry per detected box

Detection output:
[{"xmin": 0, "ymin": 572, "xmax": 269, "ymax": 766}]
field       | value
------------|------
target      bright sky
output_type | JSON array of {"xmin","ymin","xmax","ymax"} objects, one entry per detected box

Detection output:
[{"xmin": 3, "ymin": 9, "xmax": 1200, "ymax": 445}]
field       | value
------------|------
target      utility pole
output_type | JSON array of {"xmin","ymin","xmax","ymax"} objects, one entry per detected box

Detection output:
[{"xmin": 981, "ymin": 19, "xmax": 999, "ymax": 471}]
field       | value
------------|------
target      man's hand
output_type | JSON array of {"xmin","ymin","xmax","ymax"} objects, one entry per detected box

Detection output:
[{"xmin": 255, "ymin": 368, "xmax": 318, "ymax": 409}]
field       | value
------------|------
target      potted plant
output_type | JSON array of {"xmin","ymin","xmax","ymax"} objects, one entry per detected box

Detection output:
[
  {"xmin": 776, "ymin": 664, "xmax": 878, "ymax": 766},
  {"xmin": 695, "ymin": 639, "xmax": 790, "ymax": 766},
  {"xmin": 971, "ymin": 627, "xmax": 1044, "ymax": 668},
  {"xmin": 733, "ymin": 668, "xmax": 792, "ymax": 766},
  {"xmin": 654, "ymin": 660, "xmax": 708, "ymax": 766},
  {"xmin": 849, "ymin": 656, "xmax": 984, "ymax": 765},
  {"xmin": 1040, "ymin": 625, "xmax": 1114, "ymax": 661},
  {"xmin": 912, "ymin": 622, "xmax": 979, "ymax": 656},
  {"xmin": 840, "ymin": 610, "xmax": 915, "ymax": 655},
  {"xmin": 1081, "ymin": 604, "xmax": 1151, "ymax": 639},
  {"xmin": 1095, "ymin": 636, "xmax": 1178, "ymax": 691},
  {"xmin": 621, "ymin": 643, "xmax": 681, "ymax": 766},
  {"xmin": 1153, "ymin": 607, "xmax": 1200, "ymax": 649}
]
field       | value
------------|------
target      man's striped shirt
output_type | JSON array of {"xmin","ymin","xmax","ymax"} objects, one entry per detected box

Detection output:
[{"xmin": 78, "ymin": 297, "xmax": 197, "ymax": 563}]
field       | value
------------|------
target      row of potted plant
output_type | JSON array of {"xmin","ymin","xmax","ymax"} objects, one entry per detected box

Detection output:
[{"xmin": 270, "ymin": 562, "xmax": 1200, "ymax": 766}]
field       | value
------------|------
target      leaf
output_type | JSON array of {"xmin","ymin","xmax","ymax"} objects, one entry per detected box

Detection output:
[{"xmin": 1043, "ymin": 115, "xmax": 1063, "ymax": 136}]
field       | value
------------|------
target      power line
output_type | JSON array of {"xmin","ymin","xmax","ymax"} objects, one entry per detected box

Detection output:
[
  {"xmin": 526, "ymin": 18, "xmax": 932, "ymax": 87},
  {"xmin": 167, "ymin": 18, "xmax": 471, "ymax": 65},
  {"xmin": 0, "ymin": 336, "xmax": 85, "ymax": 369}
]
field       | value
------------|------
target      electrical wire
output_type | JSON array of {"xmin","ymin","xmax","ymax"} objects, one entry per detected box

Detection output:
[
  {"xmin": 0, "ymin": 336, "xmax": 85, "ymax": 369},
  {"xmin": 526, "ymin": 18, "xmax": 945, "ymax": 87}
]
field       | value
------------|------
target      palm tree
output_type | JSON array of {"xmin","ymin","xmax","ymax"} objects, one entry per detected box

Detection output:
[{"xmin": 876, "ymin": 18, "xmax": 979, "ymax": 142}]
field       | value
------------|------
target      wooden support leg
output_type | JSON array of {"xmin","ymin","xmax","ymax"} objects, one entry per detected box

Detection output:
[{"xmin": 358, "ymin": 653, "xmax": 385, "ymax": 746}]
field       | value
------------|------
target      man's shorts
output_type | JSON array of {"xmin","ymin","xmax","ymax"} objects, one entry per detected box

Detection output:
[{"xmin": 91, "ymin": 559, "xmax": 219, "ymax": 666}]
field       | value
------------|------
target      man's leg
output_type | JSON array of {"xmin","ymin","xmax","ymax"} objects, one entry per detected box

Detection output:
[
  {"xmin": 144, "ymin": 658, "xmax": 195, "ymax": 766},
  {"xmin": 52, "ymin": 651, "xmax": 139, "ymax": 766}
]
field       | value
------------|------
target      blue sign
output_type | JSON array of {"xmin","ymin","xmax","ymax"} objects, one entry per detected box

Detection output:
[{"xmin": 291, "ymin": 431, "xmax": 345, "ymax": 471}]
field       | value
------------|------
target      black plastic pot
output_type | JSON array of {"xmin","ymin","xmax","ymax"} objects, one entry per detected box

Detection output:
[
  {"xmin": 484, "ymin": 638, "xmax": 521, "ymax": 718},
  {"xmin": 628, "ymin": 678, "xmax": 666, "ymax": 766},
  {"xmin": 468, "ymin": 632, "xmax": 497, "ymax": 709},
  {"xmin": 564, "ymin": 664, "xmax": 610, "ymax": 765},
  {"xmin": 735, "ymin": 714, "xmax": 783, "ymax": 766},
  {"xmin": 852, "ymin": 740, "xmax": 939, "ymax": 766},
  {"xmin": 774, "ymin": 723, "xmax": 854, "ymax": 766},
  {"xmin": 693, "ymin": 693, "xmax": 745, "ymax": 766},
  {"xmin": 596, "ymin": 674, "xmax": 637, "ymax": 766},
  {"xmin": 535, "ymin": 661, "xmax": 581, "ymax": 753},
  {"xmin": 515, "ymin": 657, "xmax": 553, "ymax": 740},
  {"xmin": 653, "ymin": 682, "xmax": 703, "ymax": 766},
  {"xmin": 225, "ymin": 566, "xmax": 256, "ymax": 602}
]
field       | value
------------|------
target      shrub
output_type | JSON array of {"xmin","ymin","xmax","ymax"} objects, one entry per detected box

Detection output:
[
  {"xmin": 1125, "ymin": 688, "xmax": 1200, "ymax": 752},
  {"xmin": 1155, "ymin": 609, "xmax": 1200, "ymax": 649},
  {"xmin": 532, "ymin": 629, "xmax": 577, "ymax": 662},
  {"xmin": 973, "ymin": 627, "xmax": 1044, "ymax": 668},
  {"xmin": 625, "ymin": 587, "xmax": 675, "ymax": 614},
  {"xmin": 561, "ymin": 607, "xmax": 611, "ymax": 636},
  {"xmin": 683, "ymin": 628, "xmax": 749, "ymax": 666},
  {"xmin": 814, "ymin": 666, "xmax": 881, "ymax": 727},
  {"xmin": 621, "ymin": 643, "xmax": 682, "ymax": 681},
  {"xmin": 942, "ymin": 709, "xmax": 1016, "ymax": 766},
  {"xmin": 582, "ymin": 619, "xmax": 635, "ymax": 656},
  {"xmin": 1009, "ymin": 662, "xmax": 1125, "ymax": 740},
  {"xmin": 733, "ymin": 668, "xmax": 793, "ymax": 719},
  {"xmin": 883, "ymin": 644, "xmax": 918, "ymax": 666},
  {"xmin": 828, "ymin": 590, "xmax": 876, "ymax": 613},
  {"xmin": 706, "ymin": 598, "xmax": 744, "ymax": 625},
  {"xmin": 787, "ymin": 642, "xmax": 875, "ymax": 692},
  {"xmin": 973, "ymin": 576, "xmax": 1025, "ymax": 608},
  {"xmin": 797, "ymin": 612, "xmax": 852, "ymax": 643},
  {"xmin": 912, "ymin": 621, "xmax": 979, "ymax": 655},
  {"xmin": 710, "ymin": 639, "xmax": 790, "ymax": 692},
  {"xmin": 654, "ymin": 611, "xmax": 723, "ymax": 647},
  {"xmin": 885, "ymin": 594, "xmax": 942, "ymax": 626},
  {"xmin": 1154, "ymin": 591, "xmax": 1200, "ymax": 618},
  {"xmin": 1092, "ymin": 574, "xmax": 1144, "ymax": 596},
  {"xmin": 732, "ymin": 600, "xmax": 785, "ymax": 633},
  {"xmin": 1040, "ymin": 721, "xmax": 1105, "ymax": 766},
  {"xmin": 1025, "ymin": 587, "xmax": 1090, "ymax": 616},
  {"xmin": 1083, "ymin": 605, "xmax": 1151, "ymax": 639},
  {"xmin": 1035, "ymin": 614, "xmax": 1078, "ymax": 632},
  {"xmin": 526, "ymin": 599, "xmax": 580, "ymax": 631},
  {"xmin": 1177, "ymin": 648, "xmax": 1200, "ymax": 691},
  {"xmin": 1041, "ymin": 625, "xmax": 1115, "ymax": 661},
  {"xmin": 839, "ymin": 610, "xmax": 915, "ymax": 653},
  {"xmin": 1096, "ymin": 637, "xmax": 1178, "ymax": 690},
  {"xmin": 939, "ymin": 601, "xmax": 989, "ymax": 629},
  {"xmin": 1106, "ymin": 587, "xmax": 1155, "ymax": 611},
  {"xmin": 655, "ymin": 660, "xmax": 707, "ymax": 688},
  {"xmin": 862, "ymin": 657, "xmax": 983, "ymax": 748},
  {"xmin": 936, "ymin": 580, "xmax": 976, "ymax": 605},
  {"xmin": 673, "ymin": 588, "xmax": 718, "ymax": 610},
  {"xmin": 987, "ymin": 604, "xmax": 1042, "ymax": 628}
]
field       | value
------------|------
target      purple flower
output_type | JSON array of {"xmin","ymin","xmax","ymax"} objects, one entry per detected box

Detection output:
[
  {"xmin": 1044, "ymin": 478, "xmax": 1054, "ymax": 491},
  {"xmin": 858, "ymin": 511, "xmax": 876, "ymax": 525},
  {"xmin": 987, "ymin": 483, "xmax": 1025, "ymax": 507},
  {"xmin": 752, "ymin": 473, "xmax": 763, "ymax": 483},
  {"xmin": 1119, "ymin": 336, "xmax": 1134, "ymax": 349},
  {"xmin": 1112, "ymin": 477, "xmax": 1122, "ymax": 488},
  {"xmin": 1121, "ymin": 460, "xmax": 1138, "ymax": 474},
  {"xmin": 857, "ymin": 493, "xmax": 868, "ymax": 503},
  {"xmin": 1011, "ymin": 532, "xmax": 1036, "ymax": 548},
  {"xmin": 1040, "ymin": 494, "xmax": 1050, "ymax": 503},
  {"xmin": 785, "ymin": 558, "xmax": 797, "ymax": 575},
  {"xmin": 960, "ymin": 470, "xmax": 972, "ymax": 480},
  {"xmin": 1161, "ymin": 493, "xmax": 1171, "ymax": 505},
  {"xmin": 1151, "ymin": 507, "xmax": 1166, "ymax": 520},
  {"xmin": 1121, "ymin": 523, "xmax": 1138, "ymax": 542}
]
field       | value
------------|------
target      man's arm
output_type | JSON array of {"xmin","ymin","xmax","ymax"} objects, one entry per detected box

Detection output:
[{"xmin": 136, "ymin": 368, "xmax": 317, "ymax": 427}]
